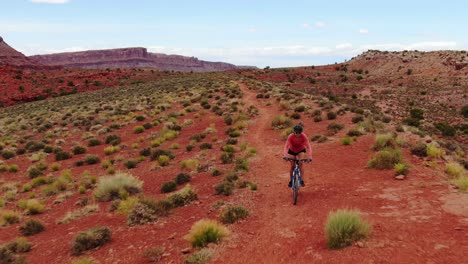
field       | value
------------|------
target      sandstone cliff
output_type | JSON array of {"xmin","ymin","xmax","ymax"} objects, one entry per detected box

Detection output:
[
  {"xmin": 0, "ymin": 36, "xmax": 43, "ymax": 67},
  {"xmin": 29, "ymin": 47, "xmax": 250, "ymax": 72}
]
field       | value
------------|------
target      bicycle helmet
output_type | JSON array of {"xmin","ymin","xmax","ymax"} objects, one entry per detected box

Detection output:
[{"xmin": 293, "ymin": 124, "xmax": 303, "ymax": 134}]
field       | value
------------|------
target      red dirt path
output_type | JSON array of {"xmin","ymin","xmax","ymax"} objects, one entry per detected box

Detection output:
[{"xmin": 210, "ymin": 83, "xmax": 468, "ymax": 264}]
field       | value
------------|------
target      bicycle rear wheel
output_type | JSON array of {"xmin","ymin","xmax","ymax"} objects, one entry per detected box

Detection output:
[{"xmin": 293, "ymin": 187, "xmax": 298, "ymax": 205}]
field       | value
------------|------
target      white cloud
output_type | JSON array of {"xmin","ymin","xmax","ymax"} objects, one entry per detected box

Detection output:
[
  {"xmin": 302, "ymin": 23, "xmax": 310, "ymax": 28},
  {"xmin": 248, "ymin": 27, "xmax": 257, "ymax": 33},
  {"xmin": 30, "ymin": 0, "xmax": 70, "ymax": 3},
  {"xmin": 359, "ymin": 28, "xmax": 369, "ymax": 34},
  {"xmin": 315, "ymin": 21, "xmax": 326, "ymax": 28},
  {"xmin": 336, "ymin": 43, "xmax": 352, "ymax": 49}
]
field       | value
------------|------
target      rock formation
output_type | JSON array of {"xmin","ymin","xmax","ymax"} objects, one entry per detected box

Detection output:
[
  {"xmin": 30, "ymin": 47, "xmax": 252, "ymax": 72},
  {"xmin": 0, "ymin": 36, "xmax": 42, "ymax": 67}
]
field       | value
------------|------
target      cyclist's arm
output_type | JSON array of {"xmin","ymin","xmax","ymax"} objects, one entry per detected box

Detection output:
[
  {"xmin": 303, "ymin": 133, "xmax": 313, "ymax": 159},
  {"xmin": 283, "ymin": 134, "xmax": 292, "ymax": 157}
]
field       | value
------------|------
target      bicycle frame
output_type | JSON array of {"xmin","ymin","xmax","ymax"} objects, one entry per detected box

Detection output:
[{"xmin": 285, "ymin": 157, "xmax": 309, "ymax": 205}]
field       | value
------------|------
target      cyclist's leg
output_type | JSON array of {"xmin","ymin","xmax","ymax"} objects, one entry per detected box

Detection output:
[
  {"xmin": 297, "ymin": 151, "xmax": 307, "ymax": 185},
  {"xmin": 287, "ymin": 151, "xmax": 297, "ymax": 186}
]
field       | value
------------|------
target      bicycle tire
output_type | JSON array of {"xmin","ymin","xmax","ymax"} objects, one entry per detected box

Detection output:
[{"xmin": 292, "ymin": 170, "xmax": 300, "ymax": 205}]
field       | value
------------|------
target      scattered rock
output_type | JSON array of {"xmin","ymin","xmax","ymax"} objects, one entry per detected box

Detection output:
[
  {"xmin": 181, "ymin": 248, "xmax": 191, "ymax": 254},
  {"xmin": 434, "ymin": 244, "xmax": 449, "ymax": 250},
  {"xmin": 167, "ymin": 233, "xmax": 176, "ymax": 240},
  {"xmin": 395, "ymin": 175, "xmax": 406, "ymax": 180},
  {"xmin": 355, "ymin": 241, "xmax": 365, "ymax": 248}
]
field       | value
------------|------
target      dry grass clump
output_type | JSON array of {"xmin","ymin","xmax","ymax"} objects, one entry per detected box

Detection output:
[
  {"xmin": 368, "ymin": 148, "xmax": 403, "ymax": 169},
  {"xmin": 325, "ymin": 209, "xmax": 371, "ymax": 249},
  {"xmin": 219, "ymin": 205, "xmax": 249, "ymax": 224},
  {"xmin": 57, "ymin": 205, "xmax": 99, "ymax": 224},
  {"xmin": 184, "ymin": 219, "xmax": 229, "ymax": 248},
  {"xmin": 19, "ymin": 218, "xmax": 45, "ymax": 236},
  {"xmin": 71, "ymin": 227, "xmax": 111, "ymax": 255},
  {"xmin": 93, "ymin": 172, "xmax": 143, "ymax": 202}
]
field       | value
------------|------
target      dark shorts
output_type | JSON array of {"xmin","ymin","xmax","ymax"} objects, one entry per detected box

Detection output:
[{"xmin": 288, "ymin": 149, "xmax": 306, "ymax": 156}]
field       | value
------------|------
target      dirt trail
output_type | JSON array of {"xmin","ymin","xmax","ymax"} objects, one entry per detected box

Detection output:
[{"xmin": 213, "ymin": 82, "xmax": 468, "ymax": 264}]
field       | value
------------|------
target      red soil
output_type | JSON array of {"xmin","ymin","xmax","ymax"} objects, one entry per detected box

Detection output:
[{"xmin": 0, "ymin": 81, "xmax": 466, "ymax": 264}]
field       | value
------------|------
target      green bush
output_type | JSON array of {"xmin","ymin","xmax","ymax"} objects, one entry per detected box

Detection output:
[
  {"xmin": 325, "ymin": 209, "xmax": 371, "ymax": 249},
  {"xmin": 4, "ymin": 237, "xmax": 32, "ymax": 253},
  {"xmin": 327, "ymin": 123, "xmax": 344, "ymax": 135},
  {"xmin": 215, "ymin": 181, "xmax": 235, "ymax": 196},
  {"xmin": 105, "ymin": 134, "xmax": 121, "ymax": 146},
  {"xmin": 394, "ymin": 163, "xmax": 409, "ymax": 176},
  {"xmin": 368, "ymin": 148, "xmax": 403, "ymax": 169},
  {"xmin": 351, "ymin": 115, "xmax": 364, "ymax": 123},
  {"xmin": 271, "ymin": 115, "xmax": 293, "ymax": 129},
  {"xmin": 410, "ymin": 142, "xmax": 427, "ymax": 157},
  {"xmin": 93, "ymin": 172, "xmax": 143, "ymax": 202},
  {"xmin": 18, "ymin": 199, "xmax": 45, "ymax": 215},
  {"xmin": 134, "ymin": 126, "xmax": 145, "ymax": 134},
  {"xmin": 327, "ymin": 111, "xmax": 337, "ymax": 120},
  {"xmin": 1, "ymin": 150, "xmax": 15, "ymax": 160},
  {"xmin": 453, "ymin": 177, "xmax": 468, "ymax": 192},
  {"xmin": 28, "ymin": 166, "xmax": 43, "ymax": 179},
  {"xmin": 88, "ymin": 138, "xmax": 101, "ymax": 147},
  {"xmin": 219, "ymin": 205, "xmax": 249, "ymax": 224},
  {"xmin": 445, "ymin": 162, "xmax": 464, "ymax": 179},
  {"xmin": 72, "ymin": 227, "xmax": 111, "ymax": 255},
  {"xmin": 161, "ymin": 181, "xmax": 177, "ymax": 193},
  {"xmin": 434, "ymin": 122, "xmax": 456, "ymax": 137},
  {"xmin": 373, "ymin": 133, "xmax": 396, "ymax": 150},
  {"xmin": 19, "ymin": 218, "xmax": 45, "ymax": 236},
  {"xmin": 72, "ymin": 145, "xmax": 88, "ymax": 155},
  {"xmin": 461, "ymin": 105, "xmax": 468, "ymax": 118},
  {"xmin": 124, "ymin": 159, "xmax": 139, "ymax": 169},
  {"xmin": 199, "ymin": 143, "xmax": 212, "ymax": 150},
  {"xmin": 166, "ymin": 184, "xmax": 198, "ymax": 208},
  {"xmin": 55, "ymin": 151, "xmax": 72, "ymax": 161},
  {"xmin": 184, "ymin": 248, "xmax": 213, "ymax": 264},
  {"xmin": 184, "ymin": 219, "xmax": 229, "ymax": 248},
  {"xmin": 84, "ymin": 155, "xmax": 100, "ymax": 165},
  {"xmin": 175, "ymin": 173, "xmax": 191, "ymax": 185}
]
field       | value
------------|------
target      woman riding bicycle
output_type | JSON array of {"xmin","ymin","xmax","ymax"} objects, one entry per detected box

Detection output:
[{"xmin": 283, "ymin": 124, "xmax": 312, "ymax": 187}]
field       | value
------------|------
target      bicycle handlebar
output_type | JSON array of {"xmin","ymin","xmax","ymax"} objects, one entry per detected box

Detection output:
[{"xmin": 283, "ymin": 157, "xmax": 312, "ymax": 163}]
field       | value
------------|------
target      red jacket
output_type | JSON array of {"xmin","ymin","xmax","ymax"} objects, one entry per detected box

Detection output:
[{"xmin": 283, "ymin": 133, "xmax": 312, "ymax": 158}]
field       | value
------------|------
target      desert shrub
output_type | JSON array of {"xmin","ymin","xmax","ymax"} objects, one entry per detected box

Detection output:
[
  {"xmin": 290, "ymin": 112, "xmax": 301, "ymax": 119},
  {"xmin": 72, "ymin": 227, "xmax": 111, "ymax": 255},
  {"xmin": 0, "ymin": 247, "xmax": 15, "ymax": 263},
  {"xmin": 18, "ymin": 199, "xmax": 45, "ymax": 215},
  {"xmin": 134, "ymin": 126, "xmax": 145, "ymax": 134},
  {"xmin": 139, "ymin": 148, "xmax": 152, "ymax": 157},
  {"xmin": 84, "ymin": 155, "xmax": 100, "ymax": 165},
  {"xmin": 28, "ymin": 166, "xmax": 43, "ymax": 179},
  {"xmin": 214, "ymin": 180, "xmax": 235, "ymax": 196},
  {"xmin": 410, "ymin": 142, "xmax": 427, "ymax": 157},
  {"xmin": 186, "ymin": 144, "xmax": 194, "ymax": 151},
  {"xmin": 434, "ymin": 122, "xmax": 456, "ymax": 137},
  {"xmin": 50, "ymin": 162, "xmax": 60, "ymax": 171},
  {"xmin": 1, "ymin": 150, "xmax": 15, "ymax": 160},
  {"xmin": 373, "ymin": 133, "xmax": 396, "ymax": 150},
  {"xmin": 72, "ymin": 145, "xmax": 88, "ymax": 155},
  {"xmin": 158, "ymin": 155, "xmax": 170, "ymax": 166},
  {"xmin": 71, "ymin": 258, "xmax": 97, "ymax": 264},
  {"xmin": 410, "ymin": 108, "xmax": 424, "ymax": 119},
  {"xmin": 104, "ymin": 146, "xmax": 120, "ymax": 155},
  {"xmin": 1, "ymin": 210, "xmax": 21, "ymax": 225},
  {"xmin": 341, "ymin": 137, "xmax": 353, "ymax": 145},
  {"xmin": 161, "ymin": 181, "xmax": 177, "ymax": 193},
  {"xmin": 219, "ymin": 205, "xmax": 249, "ymax": 224},
  {"xmin": 124, "ymin": 159, "xmax": 139, "ymax": 169},
  {"xmin": 199, "ymin": 143, "xmax": 212, "ymax": 150},
  {"xmin": 351, "ymin": 115, "xmax": 364, "ymax": 123},
  {"xmin": 461, "ymin": 105, "xmax": 468, "ymax": 118},
  {"xmin": 403, "ymin": 117, "xmax": 420, "ymax": 127},
  {"xmin": 325, "ymin": 209, "xmax": 371, "ymax": 249},
  {"xmin": 88, "ymin": 138, "xmax": 101, "ymax": 147},
  {"xmin": 184, "ymin": 248, "xmax": 213, "ymax": 264},
  {"xmin": 105, "ymin": 134, "xmax": 121, "ymax": 145},
  {"xmin": 445, "ymin": 162, "xmax": 464, "ymax": 179},
  {"xmin": 235, "ymin": 158, "xmax": 249, "ymax": 171},
  {"xmin": 58, "ymin": 205, "xmax": 99, "ymax": 224},
  {"xmin": 55, "ymin": 151, "xmax": 72, "ymax": 161},
  {"xmin": 25, "ymin": 140, "xmax": 45, "ymax": 152},
  {"xmin": 327, "ymin": 123, "xmax": 344, "ymax": 135},
  {"xmin": 226, "ymin": 138, "xmax": 238, "ymax": 145},
  {"xmin": 313, "ymin": 116, "xmax": 322, "ymax": 122},
  {"xmin": 220, "ymin": 151, "xmax": 234, "ymax": 164},
  {"xmin": 93, "ymin": 172, "xmax": 143, "ymax": 202},
  {"xmin": 166, "ymin": 184, "xmax": 198, "ymax": 208},
  {"xmin": 347, "ymin": 128, "xmax": 363, "ymax": 137},
  {"xmin": 382, "ymin": 116, "xmax": 392, "ymax": 123},
  {"xmin": 151, "ymin": 149, "xmax": 175, "ymax": 161},
  {"xmin": 19, "ymin": 218, "xmax": 45, "ymax": 236},
  {"xmin": 426, "ymin": 144, "xmax": 444, "ymax": 158},
  {"xmin": 4, "ymin": 237, "xmax": 32, "ymax": 253},
  {"xmin": 211, "ymin": 168, "xmax": 222, "ymax": 176},
  {"xmin": 368, "ymin": 148, "xmax": 403, "ymax": 169},
  {"xmin": 453, "ymin": 177, "xmax": 468, "ymax": 192},
  {"xmin": 271, "ymin": 115, "xmax": 293, "ymax": 129},
  {"xmin": 143, "ymin": 246, "xmax": 165, "ymax": 263},
  {"xmin": 175, "ymin": 173, "xmax": 191, "ymax": 185},
  {"xmin": 327, "ymin": 111, "xmax": 337, "ymax": 120},
  {"xmin": 394, "ymin": 163, "xmax": 409, "ymax": 176},
  {"xmin": 185, "ymin": 219, "xmax": 229, "ymax": 248}
]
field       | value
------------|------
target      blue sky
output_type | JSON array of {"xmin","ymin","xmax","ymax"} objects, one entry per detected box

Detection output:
[{"xmin": 1, "ymin": 0, "xmax": 467, "ymax": 67}]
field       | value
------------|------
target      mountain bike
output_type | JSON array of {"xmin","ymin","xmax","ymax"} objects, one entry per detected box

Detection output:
[{"xmin": 284, "ymin": 157, "xmax": 311, "ymax": 205}]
